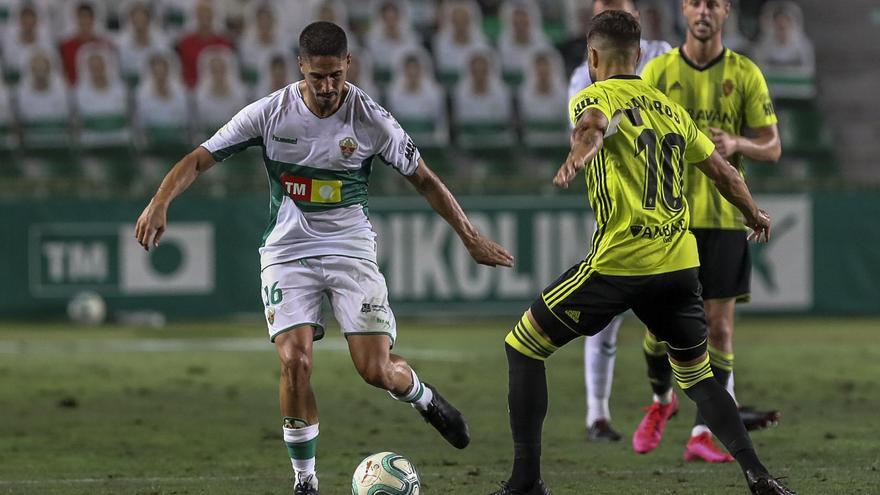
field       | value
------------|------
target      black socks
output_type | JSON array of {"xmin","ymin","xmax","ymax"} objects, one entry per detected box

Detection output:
[{"xmin": 505, "ymin": 343, "xmax": 548, "ymax": 491}]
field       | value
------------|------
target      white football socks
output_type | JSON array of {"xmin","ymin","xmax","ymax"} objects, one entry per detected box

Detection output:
[
  {"xmin": 653, "ymin": 389, "xmax": 674, "ymax": 405},
  {"xmin": 283, "ymin": 422, "xmax": 319, "ymax": 480},
  {"xmin": 691, "ymin": 424, "xmax": 711, "ymax": 437},
  {"xmin": 390, "ymin": 367, "xmax": 434, "ymax": 411},
  {"xmin": 727, "ymin": 371, "xmax": 738, "ymax": 404},
  {"xmin": 584, "ymin": 316, "xmax": 621, "ymax": 425}
]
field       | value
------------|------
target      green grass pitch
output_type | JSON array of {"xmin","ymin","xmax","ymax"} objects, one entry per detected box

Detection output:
[{"xmin": 1, "ymin": 317, "xmax": 878, "ymax": 494}]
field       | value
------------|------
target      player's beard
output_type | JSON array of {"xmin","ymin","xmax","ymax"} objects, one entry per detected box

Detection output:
[
  {"xmin": 314, "ymin": 91, "xmax": 339, "ymax": 112},
  {"xmin": 588, "ymin": 66, "xmax": 597, "ymax": 83},
  {"xmin": 689, "ymin": 19, "xmax": 718, "ymax": 42}
]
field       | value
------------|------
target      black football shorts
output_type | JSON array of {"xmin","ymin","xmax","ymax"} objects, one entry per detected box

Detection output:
[
  {"xmin": 529, "ymin": 264, "xmax": 708, "ymax": 362},
  {"xmin": 692, "ymin": 228, "xmax": 751, "ymax": 302}
]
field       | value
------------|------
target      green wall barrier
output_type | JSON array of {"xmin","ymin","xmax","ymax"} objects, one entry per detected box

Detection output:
[
  {"xmin": 812, "ymin": 191, "xmax": 880, "ymax": 313},
  {"xmin": 0, "ymin": 193, "xmax": 877, "ymax": 319}
]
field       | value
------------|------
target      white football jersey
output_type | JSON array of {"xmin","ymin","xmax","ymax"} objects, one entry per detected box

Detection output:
[
  {"xmin": 567, "ymin": 39, "xmax": 672, "ymax": 127},
  {"xmin": 201, "ymin": 82, "xmax": 420, "ymax": 269}
]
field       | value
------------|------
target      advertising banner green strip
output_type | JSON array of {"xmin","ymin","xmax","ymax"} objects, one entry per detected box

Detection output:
[{"xmin": 0, "ymin": 193, "xmax": 878, "ymax": 318}]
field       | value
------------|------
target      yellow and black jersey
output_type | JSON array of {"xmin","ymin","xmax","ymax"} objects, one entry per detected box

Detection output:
[
  {"xmin": 642, "ymin": 48, "xmax": 777, "ymax": 229},
  {"xmin": 568, "ymin": 75, "xmax": 715, "ymax": 277}
]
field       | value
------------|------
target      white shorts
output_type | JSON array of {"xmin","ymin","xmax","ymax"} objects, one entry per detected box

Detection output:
[{"xmin": 260, "ymin": 256, "xmax": 397, "ymax": 344}]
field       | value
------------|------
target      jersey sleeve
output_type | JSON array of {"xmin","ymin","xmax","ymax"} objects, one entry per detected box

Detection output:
[
  {"xmin": 640, "ymin": 56, "xmax": 662, "ymax": 88},
  {"xmin": 201, "ymin": 97, "xmax": 268, "ymax": 162},
  {"xmin": 372, "ymin": 104, "xmax": 421, "ymax": 176},
  {"xmin": 742, "ymin": 58, "xmax": 778, "ymax": 129},
  {"xmin": 569, "ymin": 86, "xmax": 612, "ymax": 126},
  {"xmin": 682, "ymin": 109, "xmax": 716, "ymax": 163}
]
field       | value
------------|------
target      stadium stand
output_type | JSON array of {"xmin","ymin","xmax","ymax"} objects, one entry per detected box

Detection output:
[
  {"xmin": 253, "ymin": 51, "xmax": 297, "ymax": 99},
  {"xmin": 433, "ymin": 1, "xmax": 490, "ymax": 87},
  {"xmin": 752, "ymin": 1, "xmax": 816, "ymax": 98},
  {"xmin": 637, "ymin": 0, "xmax": 677, "ymax": 46},
  {"xmin": 517, "ymin": 49, "xmax": 568, "ymax": 150},
  {"xmin": 365, "ymin": 0, "xmax": 420, "ymax": 84},
  {"xmin": 176, "ymin": 0, "xmax": 232, "ymax": 88},
  {"xmin": 348, "ymin": 50, "xmax": 381, "ymax": 103},
  {"xmin": 386, "ymin": 47, "xmax": 449, "ymax": 148},
  {"xmin": 453, "ymin": 48, "xmax": 514, "ymax": 150},
  {"xmin": 134, "ymin": 50, "xmax": 191, "ymax": 153},
  {"xmin": 59, "ymin": 1, "xmax": 113, "ymax": 85},
  {"xmin": 1, "ymin": 3, "xmax": 53, "ymax": 83},
  {"xmin": 0, "ymin": 0, "xmax": 837, "ymax": 196},
  {"xmin": 117, "ymin": 2, "xmax": 171, "ymax": 86},
  {"xmin": 722, "ymin": 6, "xmax": 750, "ymax": 55},
  {"xmin": 238, "ymin": 2, "xmax": 293, "ymax": 86},
  {"xmin": 498, "ymin": 0, "xmax": 552, "ymax": 87}
]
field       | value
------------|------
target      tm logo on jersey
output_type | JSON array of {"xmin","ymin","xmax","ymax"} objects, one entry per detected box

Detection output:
[
  {"xmin": 629, "ymin": 219, "xmax": 687, "ymax": 243},
  {"xmin": 280, "ymin": 174, "xmax": 342, "ymax": 203}
]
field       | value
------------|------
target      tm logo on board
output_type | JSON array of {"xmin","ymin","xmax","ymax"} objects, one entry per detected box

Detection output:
[{"xmin": 29, "ymin": 223, "xmax": 214, "ymax": 297}]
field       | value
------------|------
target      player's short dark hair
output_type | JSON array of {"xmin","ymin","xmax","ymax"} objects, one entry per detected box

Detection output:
[
  {"xmin": 587, "ymin": 10, "xmax": 640, "ymax": 55},
  {"xmin": 299, "ymin": 21, "xmax": 348, "ymax": 59}
]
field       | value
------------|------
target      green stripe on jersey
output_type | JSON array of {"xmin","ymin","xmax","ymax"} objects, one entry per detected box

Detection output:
[
  {"xmin": 260, "ymin": 153, "xmax": 373, "ymax": 246},
  {"xmin": 211, "ymin": 137, "xmax": 264, "ymax": 162}
]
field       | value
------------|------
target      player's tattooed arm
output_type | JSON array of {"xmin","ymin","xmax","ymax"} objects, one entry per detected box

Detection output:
[
  {"xmin": 135, "ymin": 146, "xmax": 217, "ymax": 251},
  {"xmin": 554, "ymin": 108, "xmax": 608, "ymax": 188},
  {"xmin": 406, "ymin": 159, "xmax": 514, "ymax": 267},
  {"xmin": 708, "ymin": 124, "xmax": 781, "ymax": 162},
  {"xmin": 695, "ymin": 151, "xmax": 771, "ymax": 242}
]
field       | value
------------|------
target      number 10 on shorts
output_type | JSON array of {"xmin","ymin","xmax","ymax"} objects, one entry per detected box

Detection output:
[{"xmin": 263, "ymin": 281, "xmax": 282, "ymax": 306}]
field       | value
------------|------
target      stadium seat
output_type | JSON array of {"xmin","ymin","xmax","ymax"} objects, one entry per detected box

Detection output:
[
  {"xmin": 0, "ymin": 119, "xmax": 14, "ymax": 151},
  {"xmin": 144, "ymin": 125, "xmax": 191, "ymax": 150},
  {"xmin": 774, "ymin": 98, "xmax": 833, "ymax": 156},
  {"xmin": 503, "ymin": 71, "xmax": 524, "ymax": 87},
  {"xmin": 522, "ymin": 120, "xmax": 569, "ymax": 149},
  {"xmin": 766, "ymin": 73, "xmax": 817, "ymax": 99},
  {"xmin": 456, "ymin": 122, "xmax": 515, "ymax": 150},
  {"xmin": 3, "ymin": 70, "xmax": 21, "ymax": 85},
  {"xmin": 78, "ymin": 146, "xmax": 138, "ymax": 191},
  {"xmin": 21, "ymin": 120, "xmax": 70, "ymax": 150}
]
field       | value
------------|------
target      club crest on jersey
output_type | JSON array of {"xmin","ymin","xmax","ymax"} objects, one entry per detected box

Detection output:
[
  {"xmin": 339, "ymin": 137, "xmax": 357, "ymax": 158},
  {"xmin": 722, "ymin": 79, "xmax": 735, "ymax": 97}
]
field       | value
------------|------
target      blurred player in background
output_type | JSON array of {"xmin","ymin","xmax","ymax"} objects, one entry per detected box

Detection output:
[
  {"xmin": 568, "ymin": 0, "xmax": 672, "ymax": 443},
  {"xmin": 493, "ymin": 11, "xmax": 793, "ymax": 495},
  {"xmin": 633, "ymin": 0, "xmax": 783, "ymax": 463},
  {"xmin": 135, "ymin": 21, "xmax": 513, "ymax": 495}
]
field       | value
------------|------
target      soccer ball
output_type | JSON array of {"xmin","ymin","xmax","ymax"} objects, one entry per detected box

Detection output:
[
  {"xmin": 351, "ymin": 452, "xmax": 420, "ymax": 495},
  {"xmin": 66, "ymin": 291, "xmax": 107, "ymax": 326}
]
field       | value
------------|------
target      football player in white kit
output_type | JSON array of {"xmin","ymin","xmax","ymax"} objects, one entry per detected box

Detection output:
[
  {"xmin": 135, "ymin": 22, "xmax": 514, "ymax": 495},
  {"xmin": 567, "ymin": 0, "xmax": 671, "ymax": 443}
]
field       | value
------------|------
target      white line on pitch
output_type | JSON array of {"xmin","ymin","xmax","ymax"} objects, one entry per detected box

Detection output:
[
  {"xmin": 0, "ymin": 475, "xmax": 286, "ymax": 485},
  {"xmin": 0, "ymin": 338, "xmax": 468, "ymax": 361},
  {"xmin": 0, "ymin": 466, "xmax": 740, "ymax": 486}
]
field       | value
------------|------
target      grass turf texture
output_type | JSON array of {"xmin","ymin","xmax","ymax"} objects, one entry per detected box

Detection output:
[{"xmin": 0, "ymin": 317, "xmax": 878, "ymax": 494}]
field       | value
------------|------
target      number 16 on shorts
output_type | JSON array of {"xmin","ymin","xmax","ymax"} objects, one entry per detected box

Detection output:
[{"xmin": 263, "ymin": 281, "xmax": 282, "ymax": 306}]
